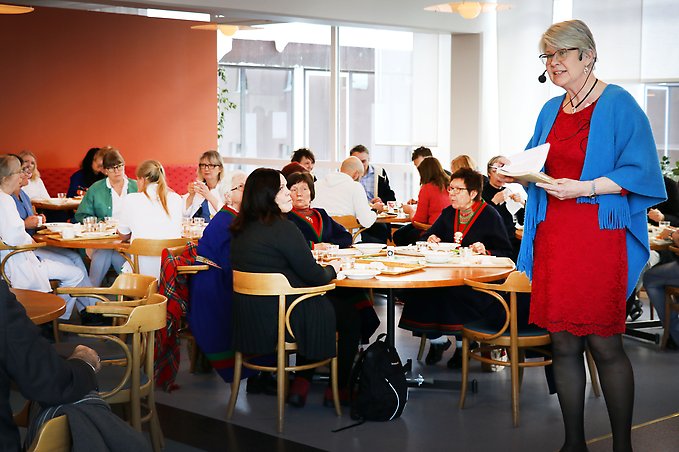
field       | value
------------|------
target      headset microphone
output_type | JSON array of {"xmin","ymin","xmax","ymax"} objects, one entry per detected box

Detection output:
[{"xmin": 538, "ymin": 69, "xmax": 547, "ymax": 83}]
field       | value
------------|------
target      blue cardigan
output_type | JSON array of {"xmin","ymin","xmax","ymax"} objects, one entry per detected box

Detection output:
[{"xmin": 518, "ymin": 84, "xmax": 666, "ymax": 297}]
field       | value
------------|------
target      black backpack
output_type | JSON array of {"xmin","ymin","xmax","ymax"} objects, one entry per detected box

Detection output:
[{"xmin": 348, "ymin": 333, "xmax": 408, "ymax": 422}]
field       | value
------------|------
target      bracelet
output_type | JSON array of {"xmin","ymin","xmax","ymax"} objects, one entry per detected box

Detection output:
[{"xmin": 589, "ymin": 180, "xmax": 597, "ymax": 199}]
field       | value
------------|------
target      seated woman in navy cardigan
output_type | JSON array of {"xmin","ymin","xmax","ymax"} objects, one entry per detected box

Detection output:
[{"xmin": 398, "ymin": 168, "xmax": 513, "ymax": 368}]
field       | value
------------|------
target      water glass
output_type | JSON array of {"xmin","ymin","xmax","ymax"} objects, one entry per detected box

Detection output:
[
  {"xmin": 83, "ymin": 216, "xmax": 97, "ymax": 232},
  {"xmin": 660, "ymin": 220, "xmax": 671, "ymax": 230},
  {"xmin": 192, "ymin": 217, "xmax": 205, "ymax": 227},
  {"xmin": 57, "ymin": 192, "xmax": 67, "ymax": 199},
  {"xmin": 461, "ymin": 247, "xmax": 472, "ymax": 263}
]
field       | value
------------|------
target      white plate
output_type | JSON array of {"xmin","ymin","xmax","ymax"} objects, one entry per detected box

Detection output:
[
  {"xmin": 75, "ymin": 231, "xmax": 117, "ymax": 239},
  {"xmin": 352, "ymin": 243, "xmax": 386, "ymax": 255},
  {"xmin": 342, "ymin": 269, "xmax": 380, "ymax": 280},
  {"xmin": 43, "ymin": 222, "xmax": 71, "ymax": 229}
]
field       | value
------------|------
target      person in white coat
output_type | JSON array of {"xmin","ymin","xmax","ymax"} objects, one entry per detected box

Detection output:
[
  {"xmin": 0, "ymin": 155, "xmax": 94, "ymax": 320},
  {"xmin": 118, "ymin": 160, "xmax": 183, "ymax": 279},
  {"xmin": 312, "ymin": 156, "xmax": 377, "ymax": 233}
]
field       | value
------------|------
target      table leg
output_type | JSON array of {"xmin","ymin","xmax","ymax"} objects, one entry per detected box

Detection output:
[{"xmin": 386, "ymin": 288, "xmax": 395, "ymax": 348}]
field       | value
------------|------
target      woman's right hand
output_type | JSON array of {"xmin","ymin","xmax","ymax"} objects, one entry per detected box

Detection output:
[
  {"xmin": 186, "ymin": 181, "xmax": 196, "ymax": 195},
  {"xmin": 24, "ymin": 215, "xmax": 42, "ymax": 229},
  {"xmin": 427, "ymin": 234, "xmax": 441, "ymax": 244}
]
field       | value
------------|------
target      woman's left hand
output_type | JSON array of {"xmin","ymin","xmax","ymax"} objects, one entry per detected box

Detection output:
[
  {"xmin": 536, "ymin": 178, "xmax": 588, "ymax": 200},
  {"xmin": 470, "ymin": 242, "xmax": 486, "ymax": 255},
  {"xmin": 314, "ymin": 243, "xmax": 332, "ymax": 251}
]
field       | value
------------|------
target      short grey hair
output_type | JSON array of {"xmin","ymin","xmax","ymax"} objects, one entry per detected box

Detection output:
[{"xmin": 540, "ymin": 20, "xmax": 597, "ymax": 63}]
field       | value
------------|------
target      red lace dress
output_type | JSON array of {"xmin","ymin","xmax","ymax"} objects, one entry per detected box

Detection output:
[{"xmin": 530, "ymin": 102, "xmax": 628, "ymax": 337}]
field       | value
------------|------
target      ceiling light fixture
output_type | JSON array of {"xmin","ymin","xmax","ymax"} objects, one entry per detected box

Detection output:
[
  {"xmin": 190, "ymin": 23, "xmax": 262, "ymax": 37},
  {"xmin": 0, "ymin": 4, "xmax": 34, "ymax": 14},
  {"xmin": 424, "ymin": 2, "xmax": 512, "ymax": 20}
]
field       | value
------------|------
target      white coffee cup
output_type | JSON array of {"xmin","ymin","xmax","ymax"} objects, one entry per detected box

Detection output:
[{"xmin": 61, "ymin": 228, "xmax": 76, "ymax": 239}]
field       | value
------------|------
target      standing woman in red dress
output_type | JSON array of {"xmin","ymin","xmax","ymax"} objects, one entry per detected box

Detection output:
[{"xmin": 513, "ymin": 20, "xmax": 665, "ymax": 451}]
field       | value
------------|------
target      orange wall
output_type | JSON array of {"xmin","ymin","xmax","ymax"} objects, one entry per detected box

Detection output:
[{"xmin": 0, "ymin": 7, "xmax": 216, "ymax": 168}]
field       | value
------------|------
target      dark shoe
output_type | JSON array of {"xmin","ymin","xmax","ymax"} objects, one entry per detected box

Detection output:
[
  {"xmin": 287, "ymin": 377, "xmax": 310, "ymax": 408},
  {"xmin": 246, "ymin": 372, "xmax": 278, "ymax": 395},
  {"xmin": 425, "ymin": 339, "xmax": 451, "ymax": 365},
  {"xmin": 447, "ymin": 348, "xmax": 463, "ymax": 369},
  {"xmin": 79, "ymin": 310, "xmax": 110, "ymax": 326},
  {"xmin": 323, "ymin": 387, "xmax": 353, "ymax": 407},
  {"xmin": 628, "ymin": 299, "xmax": 643, "ymax": 321},
  {"xmin": 666, "ymin": 336, "xmax": 679, "ymax": 351}
]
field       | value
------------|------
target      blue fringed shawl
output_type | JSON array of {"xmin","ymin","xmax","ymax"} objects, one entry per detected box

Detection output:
[{"xmin": 517, "ymin": 84, "xmax": 667, "ymax": 297}]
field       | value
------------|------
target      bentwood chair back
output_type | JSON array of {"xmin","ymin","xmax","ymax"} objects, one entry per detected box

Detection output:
[
  {"xmin": 0, "ymin": 242, "xmax": 48, "ymax": 287},
  {"xmin": 59, "ymin": 293, "xmax": 167, "ymax": 451},
  {"xmin": 331, "ymin": 215, "xmax": 368, "ymax": 244},
  {"xmin": 118, "ymin": 238, "xmax": 189, "ymax": 274},
  {"xmin": 227, "ymin": 271, "xmax": 340, "ymax": 433},
  {"xmin": 55, "ymin": 273, "xmax": 158, "ymax": 306},
  {"xmin": 27, "ymin": 415, "xmax": 71, "ymax": 452},
  {"xmin": 662, "ymin": 246, "xmax": 679, "ymax": 349},
  {"xmin": 412, "ymin": 221, "xmax": 431, "ymax": 232}
]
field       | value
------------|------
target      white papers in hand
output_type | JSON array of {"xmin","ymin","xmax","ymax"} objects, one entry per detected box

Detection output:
[{"xmin": 497, "ymin": 143, "xmax": 555, "ymax": 184}]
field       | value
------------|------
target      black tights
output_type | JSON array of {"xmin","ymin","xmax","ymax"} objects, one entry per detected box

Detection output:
[{"xmin": 551, "ymin": 332, "xmax": 634, "ymax": 452}]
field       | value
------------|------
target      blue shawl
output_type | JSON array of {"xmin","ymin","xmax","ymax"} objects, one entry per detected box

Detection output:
[{"xmin": 517, "ymin": 84, "xmax": 666, "ymax": 297}]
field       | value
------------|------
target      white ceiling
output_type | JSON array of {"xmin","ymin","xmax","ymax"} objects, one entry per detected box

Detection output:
[{"xmin": 7, "ymin": 0, "xmax": 530, "ymax": 33}]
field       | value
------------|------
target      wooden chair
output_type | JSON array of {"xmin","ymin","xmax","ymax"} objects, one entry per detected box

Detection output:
[
  {"xmin": 460, "ymin": 272, "xmax": 600, "ymax": 427},
  {"xmin": 59, "ymin": 293, "xmax": 167, "ymax": 451},
  {"xmin": 661, "ymin": 246, "xmax": 679, "ymax": 349},
  {"xmin": 1, "ymin": 242, "xmax": 62, "ymax": 340},
  {"xmin": 55, "ymin": 273, "xmax": 158, "ymax": 305},
  {"xmin": 27, "ymin": 415, "xmax": 71, "ymax": 452},
  {"xmin": 227, "ymin": 271, "xmax": 341, "ymax": 433},
  {"xmin": 117, "ymin": 238, "xmax": 190, "ymax": 273},
  {"xmin": 0, "ymin": 242, "xmax": 47, "ymax": 285},
  {"xmin": 331, "ymin": 215, "xmax": 368, "ymax": 244},
  {"xmin": 164, "ymin": 245, "xmax": 209, "ymax": 373},
  {"xmin": 460, "ymin": 272, "xmax": 551, "ymax": 427},
  {"xmin": 412, "ymin": 221, "xmax": 431, "ymax": 232}
]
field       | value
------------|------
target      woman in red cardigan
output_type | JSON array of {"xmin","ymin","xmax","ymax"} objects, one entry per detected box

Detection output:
[{"xmin": 393, "ymin": 156, "xmax": 450, "ymax": 246}]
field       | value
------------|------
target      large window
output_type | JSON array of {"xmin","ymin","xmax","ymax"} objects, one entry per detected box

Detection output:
[
  {"xmin": 218, "ymin": 23, "xmax": 450, "ymax": 201},
  {"xmin": 646, "ymin": 84, "xmax": 679, "ymax": 164}
]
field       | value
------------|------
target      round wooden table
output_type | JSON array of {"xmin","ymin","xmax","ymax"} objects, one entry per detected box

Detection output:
[
  {"xmin": 11, "ymin": 288, "xmax": 66, "ymax": 324},
  {"xmin": 34, "ymin": 234, "xmax": 130, "ymax": 250},
  {"xmin": 31, "ymin": 198, "xmax": 81, "ymax": 211},
  {"xmin": 334, "ymin": 265, "xmax": 514, "ymax": 347}
]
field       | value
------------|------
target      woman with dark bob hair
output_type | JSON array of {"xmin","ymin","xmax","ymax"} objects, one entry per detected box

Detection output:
[
  {"xmin": 285, "ymin": 171, "xmax": 378, "ymax": 404},
  {"xmin": 230, "ymin": 168, "xmax": 341, "ymax": 408},
  {"xmin": 398, "ymin": 167, "xmax": 513, "ymax": 368},
  {"xmin": 67, "ymin": 147, "xmax": 106, "ymax": 198}
]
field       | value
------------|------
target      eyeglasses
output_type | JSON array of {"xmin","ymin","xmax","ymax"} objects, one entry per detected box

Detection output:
[
  {"xmin": 199, "ymin": 163, "xmax": 221, "ymax": 170},
  {"xmin": 230, "ymin": 183, "xmax": 244, "ymax": 192},
  {"xmin": 447, "ymin": 186, "xmax": 469, "ymax": 194},
  {"xmin": 105, "ymin": 163, "xmax": 125, "ymax": 172},
  {"xmin": 539, "ymin": 48, "xmax": 579, "ymax": 64}
]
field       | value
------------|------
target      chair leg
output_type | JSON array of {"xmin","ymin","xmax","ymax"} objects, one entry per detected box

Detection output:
[
  {"xmin": 277, "ymin": 353, "xmax": 287, "ymax": 433},
  {"xmin": 417, "ymin": 336, "xmax": 427, "ymax": 362},
  {"xmin": 517, "ymin": 349, "xmax": 525, "ymax": 392},
  {"xmin": 510, "ymin": 342, "xmax": 520, "ymax": 427},
  {"xmin": 52, "ymin": 320, "xmax": 60, "ymax": 344},
  {"xmin": 226, "ymin": 352, "xmax": 242, "ymax": 420},
  {"xmin": 584, "ymin": 348, "xmax": 601, "ymax": 398},
  {"xmin": 147, "ymin": 391, "xmax": 164, "ymax": 452},
  {"xmin": 662, "ymin": 293, "xmax": 673, "ymax": 350},
  {"xmin": 330, "ymin": 357, "xmax": 342, "ymax": 416},
  {"xmin": 458, "ymin": 337, "xmax": 469, "ymax": 409}
]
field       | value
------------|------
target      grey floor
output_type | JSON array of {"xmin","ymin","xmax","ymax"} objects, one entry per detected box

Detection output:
[{"xmin": 155, "ymin": 293, "xmax": 679, "ymax": 452}]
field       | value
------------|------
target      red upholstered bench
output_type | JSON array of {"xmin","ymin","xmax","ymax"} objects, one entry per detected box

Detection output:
[{"xmin": 40, "ymin": 165, "xmax": 197, "ymax": 197}]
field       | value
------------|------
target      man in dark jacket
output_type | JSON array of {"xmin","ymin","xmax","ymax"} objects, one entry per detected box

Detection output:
[{"xmin": 0, "ymin": 281, "xmax": 100, "ymax": 450}]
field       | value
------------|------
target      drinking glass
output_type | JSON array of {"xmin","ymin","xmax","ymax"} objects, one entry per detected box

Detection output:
[
  {"xmin": 192, "ymin": 217, "xmax": 205, "ymax": 227},
  {"xmin": 660, "ymin": 220, "xmax": 671, "ymax": 229},
  {"xmin": 57, "ymin": 192, "xmax": 67, "ymax": 200}
]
